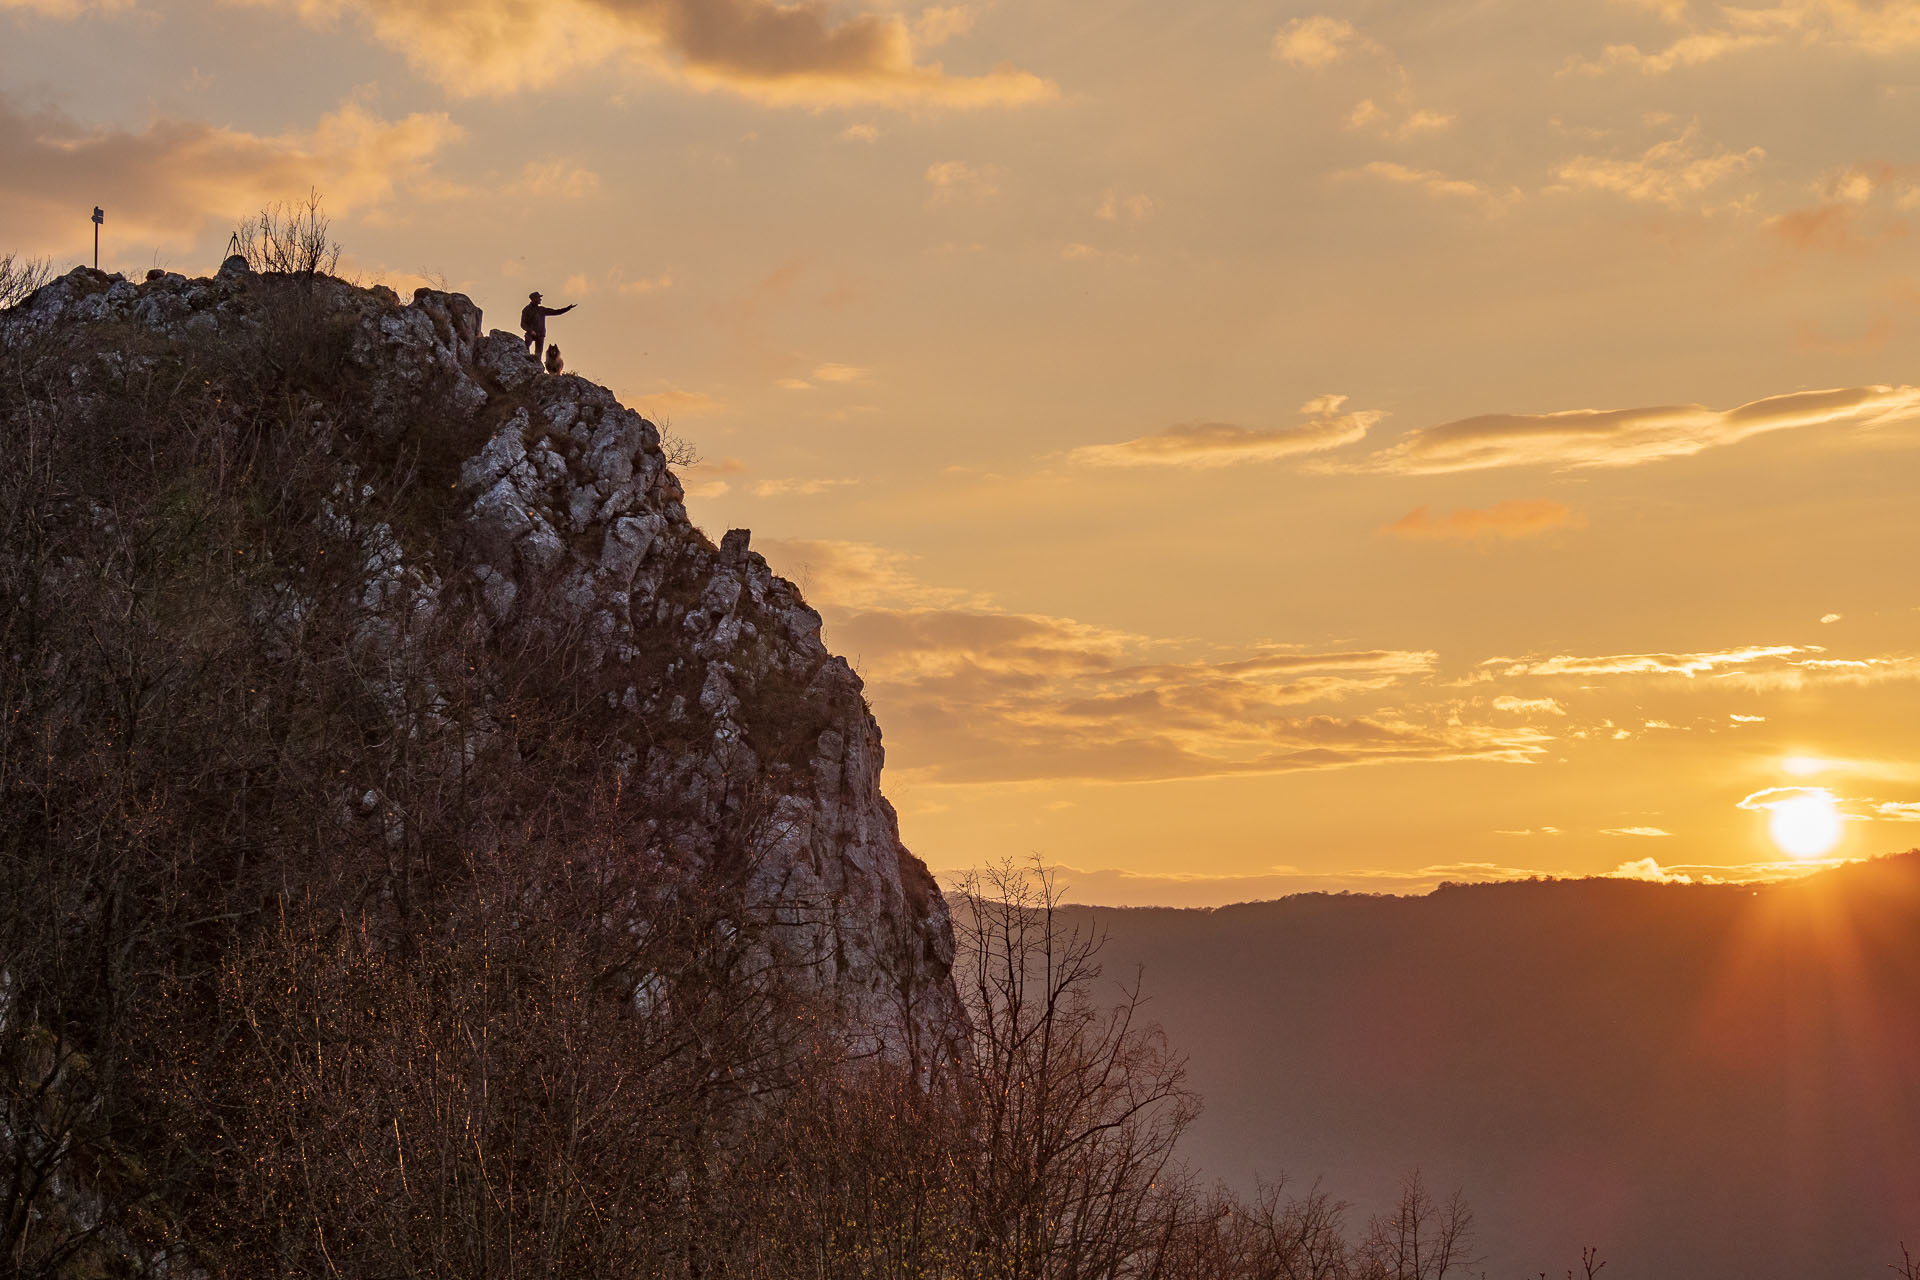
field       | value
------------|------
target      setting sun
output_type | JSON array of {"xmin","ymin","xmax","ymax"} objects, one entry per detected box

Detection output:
[{"xmin": 1768, "ymin": 791, "xmax": 1843, "ymax": 860}]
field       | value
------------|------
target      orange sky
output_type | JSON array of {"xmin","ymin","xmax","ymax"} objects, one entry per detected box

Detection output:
[{"xmin": 6, "ymin": 0, "xmax": 1919, "ymax": 903}]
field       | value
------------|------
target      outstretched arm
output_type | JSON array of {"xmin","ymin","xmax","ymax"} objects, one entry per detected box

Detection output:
[{"xmin": 547, "ymin": 303, "xmax": 576, "ymax": 316}]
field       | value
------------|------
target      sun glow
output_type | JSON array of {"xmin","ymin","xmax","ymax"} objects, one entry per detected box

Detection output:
[{"xmin": 1769, "ymin": 792, "xmax": 1843, "ymax": 859}]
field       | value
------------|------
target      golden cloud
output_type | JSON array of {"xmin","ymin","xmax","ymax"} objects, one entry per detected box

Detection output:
[
  {"xmin": 1553, "ymin": 122, "xmax": 1764, "ymax": 211},
  {"xmin": 1272, "ymin": 15, "xmax": 1384, "ymax": 68},
  {"xmin": 1069, "ymin": 394, "xmax": 1382, "ymax": 469},
  {"xmin": 811, "ymin": 362, "xmax": 870, "ymax": 383},
  {"xmin": 924, "ymin": 159, "xmax": 1003, "ymax": 204},
  {"xmin": 1487, "ymin": 645, "xmax": 1812, "ymax": 679},
  {"xmin": 1384, "ymin": 499, "xmax": 1581, "ymax": 541},
  {"xmin": 509, "ymin": 159, "xmax": 601, "ymax": 199},
  {"xmin": 1094, "ymin": 189, "xmax": 1155, "ymax": 222},
  {"xmin": 1339, "ymin": 160, "xmax": 1516, "ymax": 211},
  {"xmin": 1610, "ymin": 857, "xmax": 1693, "ymax": 883},
  {"xmin": 827, "ymin": 603, "xmax": 1541, "ymax": 785},
  {"xmin": 1355, "ymin": 384, "xmax": 1920, "ymax": 473},
  {"xmin": 750, "ymin": 476, "xmax": 858, "ymax": 497},
  {"xmin": 754, "ymin": 537, "xmax": 985, "ymax": 611},
  {"xmin": 1494, "ymin": 696, "xmax": 1567, "ymax": 716},
  {"xmin": 1348, "ymin": 100, "xmax": 1456, "ymax": 140},
  {"xmin": 630, "ymin": 382, "xmax": 720, "ymax": 415},
  {"xmin": 0, "ymin": 95, "xmax": 461, "ymax": 251},
  {"xmin": 741, "ymin": 537, "xmax": 1557, "ymax": 786},
  {"xmin": 1736, "ymin": 785, "xmax": 1834, "ymax": 813},
  {"xmin": 1574, "ymin": 1, "xmax": 1920, "ymax": 74},
  {"xmin": 1572, "ymin": 29, "xmax": 1777, "ymax": 74},
  {"xmin": 240, "ymin": 0, "xmax": 1054, "ymax": 107}
]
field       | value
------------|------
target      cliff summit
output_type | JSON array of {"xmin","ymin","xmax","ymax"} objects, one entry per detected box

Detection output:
[{"xmin": 1, "ymin": 261, "xmax": 958, "ymax": 1063}]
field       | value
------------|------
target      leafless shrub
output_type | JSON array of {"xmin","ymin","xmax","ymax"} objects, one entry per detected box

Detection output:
[
  {"xmin": 0, "ymin": 251, "xmax": 54, "ymax": 309},
  {"xmin": 656, "ymin": 414, "xmax": 701, "ymax": 468},
  {"xmin": 231, "ymin": 188, "xmax": 341, "ymax": 276}
]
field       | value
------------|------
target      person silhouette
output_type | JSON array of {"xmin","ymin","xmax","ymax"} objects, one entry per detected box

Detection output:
[{"xmin": 520, "ymin": 291, "xmax": 575, "ymax": 361}]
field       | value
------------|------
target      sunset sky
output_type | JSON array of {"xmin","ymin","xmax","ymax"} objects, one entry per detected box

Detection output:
[{"xmin": 6, "ymin": 0, "xmax": 1919, "ymax": 903}]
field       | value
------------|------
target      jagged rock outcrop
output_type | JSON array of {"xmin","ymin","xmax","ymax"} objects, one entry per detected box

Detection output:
[{"xmin": 1, "ymin": 263, "xmax": 959, "ymax": 1064}]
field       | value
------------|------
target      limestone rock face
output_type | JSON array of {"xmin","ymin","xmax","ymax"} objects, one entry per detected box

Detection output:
[{"xmin": 2, "ymin": 266, "xmax": 959, "ymax": 1064}]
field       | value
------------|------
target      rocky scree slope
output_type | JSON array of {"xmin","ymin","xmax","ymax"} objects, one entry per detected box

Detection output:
[{"xmin": 0, "ymin": 261, "xmax": 959, "ymax": 1063}]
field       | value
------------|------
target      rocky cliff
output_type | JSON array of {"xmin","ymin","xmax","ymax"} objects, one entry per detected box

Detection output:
[{"xmin": 0, "ymin": 260, "xmax": 959, "ymax": 1066}]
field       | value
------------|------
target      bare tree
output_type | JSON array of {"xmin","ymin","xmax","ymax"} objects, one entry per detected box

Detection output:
[
  {"xmin": 1352, "ymin": 1172, "xmax": 1476, "ymax": 1280},
  {"xmin": 231, "ymin": 189, "xmax": 341, "ymax": 276},
  {"xmin": 952, "ymin": 858, "xmax": 1201, "ymax": 1280},
  {"xmin": 0, "ymin": 252, "xmax": 53, "ymax": 309},
  {"xmin": 655, "ymin": 415, "xmax": 701, "ymax": 468}
]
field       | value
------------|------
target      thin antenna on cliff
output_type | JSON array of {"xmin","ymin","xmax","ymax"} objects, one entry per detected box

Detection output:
[{"xmin": 92, "ymin": 207, "xmax": 103, "ymax": 270}]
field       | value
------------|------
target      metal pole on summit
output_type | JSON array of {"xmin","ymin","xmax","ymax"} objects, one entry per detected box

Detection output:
[{"xmin": 92, "ymin": 207, "xmax": 103, "ymax": 269}]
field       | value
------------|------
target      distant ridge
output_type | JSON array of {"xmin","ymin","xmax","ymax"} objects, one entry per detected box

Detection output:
[{"xmin": 1078, "ymin": 852, "xmax": 1920, "ymax": 1279}]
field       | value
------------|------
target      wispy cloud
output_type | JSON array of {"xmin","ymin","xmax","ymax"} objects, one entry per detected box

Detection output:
[
  {"xmin": 827, "ymin": 603, "xmax": 1545, "ymax": 785},
  {"xmin": 632, "ymin": 382, "xmax": 720, "ymax": 416},
  {"xmin": 751, "ymin": 536, "xmax": 1547, "ymax": 786},
  {"xmin": 1094, "ymin": 189, "xmax": 1155, "ymax": 221},
  {"xmin": 508, "ymin": 158, "xmax": 600, "ymax": 199},
  {"xmin": 925, "ymin": 159, "xmax": 1003, "ymax": 204},
  {"xmin": 1060, "ymin": 242, "xmax": 1139, "ymax": 265},
  {"xmin": 1553, "ymin": 122, "xmax": 1764, "ymax": 212},
  {"xmin": 1353, "ymin": 385, "xmax": 1920, "ymax": 474},
  {"xmin": 778, "ymin": 362, "xmax": 872, "ymax": 390},
  {"xmin": 1272, "ymin": 15, "xmax": 1386, "ymax": 68},
  {"xmin": 233, "ymin": 0, "xmax": 1055, "ymax": 107},
  {"xmin": 1571, "ymin": 28, "xmax": 1778, "ymax": 74},
  {"xmin": 1383, "ymin": 500, "xmax": 1581, "ymax": 541},
  {"xmin": 1494, "ymin": 696, "xmax": 1567, "ymax": 716},
  {"xmin": 751, "ymin": 476, "xmax": 858, "ymax": 497},
  {"xmin": 1572, "ymin": 1, "xmax": 1920, "ymax": 75},
  {"xmin": 755, "ymin": 537, "xmax": 985, "ymax": 610},
  {"xmin": 1274, "ymin": 15, "xmax": 1456, "ymax": 154},
  {"xmin": 1487, "ymin": 645, "xmax": 1812, "ymax": 679},
  {"xmin": 1610, "ymin": 857, "xmax": 1692, "ymax": 882},
  {"xmin": 1339, "ymin": 161, "xmax": 1517, "ymax": 211},
  {"xmin": 1069, "ymin": 394, "xmax": 1381, "ymax": 469},
  {"xmin": 1347, "ymin": 99, "xmax": 1455, "ymax": 140},
  {"xmin": 617, "ymin": 271, "xmax": 674, "ymax": 295},
  {"xmin": 678, "ymin": 454, "xmax": 747, "ymax": 499},
  {"xmin": 1603, "ymin": 826, "xmax": 1674, "ymax": 837}
]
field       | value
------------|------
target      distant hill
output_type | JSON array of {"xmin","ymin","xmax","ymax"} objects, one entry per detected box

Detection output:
[{"xmin": 1076, "ymin": 855, "xmax": 1920, "ymax": 1279}]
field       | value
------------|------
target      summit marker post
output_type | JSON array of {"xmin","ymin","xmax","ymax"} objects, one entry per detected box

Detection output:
[{"xmin": 91, "ymin": 207, "xmax": 103, "ymax": 270}]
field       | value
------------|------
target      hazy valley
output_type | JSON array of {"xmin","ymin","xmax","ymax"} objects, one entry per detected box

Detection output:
[{"xmin": 1083, "ymin": 857, "xmax": 1920, "ymax": 1278}]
